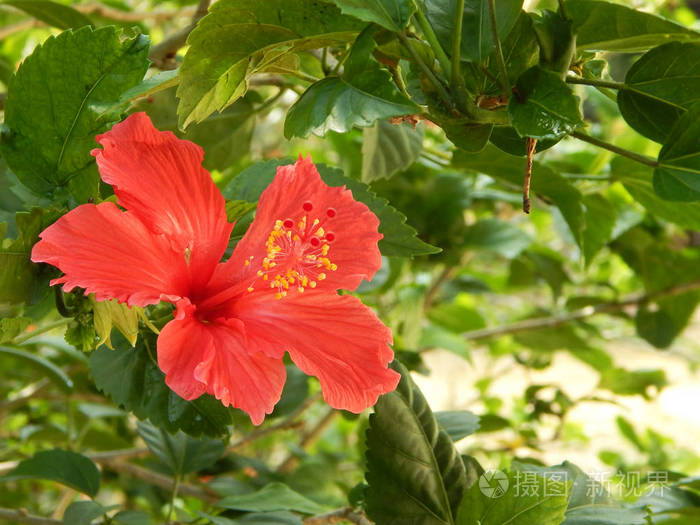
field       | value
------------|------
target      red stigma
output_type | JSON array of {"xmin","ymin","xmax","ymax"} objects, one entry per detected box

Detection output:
[
  {"xmin": 310, "ymin": 237, "xmax": 321, "ymax": 247},
  {"xmin": 283, "ymin": 218, "xmax": 294, "ymax": 229},
  {"xmin": 302, "ymin": 201, "xmax": 313, "ymax": 212},
  {"xmin": 326, "ymin": 207, "xmax": 337, "ymax": 218},
  {"xmin": 325, "ymin": 232, "xmax": 335, "ymax": 242}
]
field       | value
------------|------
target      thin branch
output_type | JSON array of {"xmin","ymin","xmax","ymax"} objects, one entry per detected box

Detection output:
[
  {"xmin": 571, "ymin": 131, "xmax": 658, "ymax": 168},
  {"xmin": 523, "ymin": 137, "xmax": 536, "ymax": 214},
  {"xmin": 303, "ymin": 507, "xmax": 373, "ymax": 525},
  {"xmin": 149, "ymin": 0, "xmax": 211, "ymax": 69},
  {"xmin": 75, "ymin": 3, "xmax": 195, "ymax": 22},
  {"xmin": 0, "ymin": 18, "xmax": 39, "ymax": 40},
  {"xmin": 414, "ymin": 9, "xmax": 452, "ymax": 78},
  {"xmin": 450, "ymin": 0, "xmax": 465, "ymax": 90},
  {"xmin": 487, "ymin": 0, "xmax": 510, "ymax": 94},
  {"xmin": 0, "ymin": 508, "xmax": 61, "ymax": 525},
  {"xmin": 461, "ymin": 280, "xmax": 700, "ymax": 341},
  {"xmin": 397, "ymin": 32, "xmax": 453, "ymax": 110},
  {"xmin": 424, "ymin": 266, "xmax": 457, "ymax": 310},
  {"xmin": 565, "ymin": 76, "xmax": 625, "ymax": 90},
  {"xmin": 277, "ymin": 407, "xmax": 338, "ymax": 473},
  {"xmin": 13, "ymin": 319, "xmax": 70, "ymax": 344}
]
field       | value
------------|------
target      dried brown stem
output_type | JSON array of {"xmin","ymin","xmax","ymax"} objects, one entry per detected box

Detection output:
[{"xmin": 523, "ymin": 137, "xmax": 537, "ymax": 214}]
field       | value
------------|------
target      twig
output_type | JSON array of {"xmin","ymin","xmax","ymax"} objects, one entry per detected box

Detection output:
[
  {"xmin": 424, "ymin": 266, "xmax": 457, "ymax": 310},
  {"xmin": 149, "ymin": 0, "xmax": 211, "ymax": 69},
  {"xmin": 0, "ymin": 508, "xmax": 61, "ymax": 525},
  {"xmin": 523, "ymin": 137, "xmax": 536, "ymax": 214},
  {"xmin": 0, "ymin": 18, "xmax": 39, "ymax": 40},
  {"xmin": 571, "ymin": 131, "xmax": 658, "ymax": 168},
  {"xmin": 461, "ymin": 280, "xmax": 700, "ymax": 341},
  {"xmin": 565, "ymin": 76, "xmax": 625, "ymax": 90},
  {"xmin": 303, "ymin": 507, "xmax": 373, "ymax": 525},
  {"xmin": 397, "ymin": 31, "xmax": 453, "ymax": 111},
  {"xmin": 75, "ymin": 3, "xmax": 195, "ymax": 22},
  {"xmin": 414, "ymin": 9, "xmax": 452, "ymax": 78},
  {"xmin": 13, "ymin": 319, "xmax": 70, "ymax": 344},
  {"xmin": 450, "ymin": 0, "xmax": 465, "ymax": 90}
]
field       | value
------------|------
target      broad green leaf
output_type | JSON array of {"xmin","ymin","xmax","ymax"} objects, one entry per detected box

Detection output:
[
  {"xmin": 89, "ymin": 334, "xmax": 232, "ymax": 438},
  {"xmin": 611, "ymin": 157, "xmax": 700, "ymax": 230},
  {"xmin": 0, "ymin": 26, "xmax": 149, "ymax": 199},
  {"xmin": 439, "ymin": 120, "xmax": 493, "ymax": 153},
  {"xmin": 0, "ymin": 345, "xmax": 74, "ymax": 391},
  {"xmin": 456, "ymin": 470, "xmax": 568, "ymax": 525},
  {"xmin": 3, "ymin": 0, "xmax": 92, "ymax": 29},
  {"xmin": 463, "ymin": 218, "xmax": 531, "ymax": 258},
  {"xmin": 582, "ymin": 194, "xmax": 616, "ymax": 265},
  {"xmin": 117, "ymin": 69, "xmax": 180, "ymax": 106},
  {"xmin": 0, "ymin": 316, "xmax": 30, "ymax": 343},
  {"xmin": 508, "ymin": 66, "xmax": 582, "ymax": 140},
  {"xmin": 419, "ymin": 323, "xmax": 471, "ymax": 361},
  {"xmin": 599, "ymin": 367, "xmax": 667, "ymax": 399},
  {"xmin": 0, "ymin": 449, "xmax": 100, "ymax": 497},
  {"xmin": 635, "ymin": 291, "xmax": 700, "ymax": 349},
  {"xmin": 198, "ymin": 511, "xmax": 303, "ymax": 525},
  {"xmin": 223, "ymin": 159, "xmax": 440, "ymax": 257},
  {"xmin": 90, "ymin": 296, "xmax": 140, "ymax": 349},
  {"xmin": 137, "ymin": 421, "xmax": 225, "ymax": 476},
  {"xmin": 177, "ymin": 0, "xmax": 362, "ymax": 127},
  {"xmin": 425, "ymin": 0, "xmax": 522, "ymax": 63},
  {"xmin": 271, "ymin": 365, "xmax": 309, "ymax": 418},
  {"xmin": 112, "ymin": 510, "xmax": 151, "ymax": 525},
  {"xmin": 618, "ymin": 42, "xmax": 700, "ymax": 143},
  {"xmin": 216, "ymin": 483, "xmax": 326, "ymax": 515},
  {"xmin": 365, "ymin": 361, "xmax": 467, "ymax": 525},
  {"xmin": 329, "ymin": 0, "xmax": 415, "ymax": 30},
  {"xmin": 489, "ymin": 126, "xmax": 558, "ymax": 156},
  {"xmin": 435, "ymin": 410, "xmax": 480, "ymax": 441},
  {"xmin": 567, "ymin": 0, "xmax": 700, "ymax": 52},
  {"xmin": 453, "ymin": 145, "xmax": 584, "ymax": 246},
  {"xmin": 654, "ymin": 102, "xmax": 700, "ymax": 201},
  {"xmin": 362, "ymin": 120, "xmax": 424, "ymax": 182},
  {"xmin": 562, "ymin": 506, "xmax": 648, "ymax": 525},
  {"xmin": 531, "ymin": 9, "xmax": 576, "ymax": 77},
  {"xmin": 62, "ymin": 501, "xmax": 105, "ymax": 525},
  {"xmin": 226, "ymin": 200, "xmax": 258, "ymax": 223}
]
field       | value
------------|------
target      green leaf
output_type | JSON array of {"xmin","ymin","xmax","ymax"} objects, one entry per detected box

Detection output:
[
  {"xmin": 508, "ymin": 66, "xmax": 582, "ymax": 140},
  {"xmin": 365, "ymin": 361, "xmax": 467, "ymax": 525},
  {"xmin": 0, "ymin": 345, "xmax": 74, "ymax": 391},
  {"xmin": 0, "ymin": 26, "xmax": 149, "ymax": 199},
  {"xmin": 599, "ymin": 367, "xmax": 667, "ymax": 399},
  {"xmin": 0, "ymin": 316, "xmax": 30, "ymax": 343},
  {"xmin": 216, "ymin": 483, "xmax": 326, "ymax": 515},
  {"xmin": 223, "ymin": 159, "xmax": 440, "ymax": 257},
  {"xmin": 362, "ymin": 120, "xmax": 424, "ymax": 182},
  {"xmin": 199, "ymin": 511, "xmax": 302, "ymax": 525},
  {"xmin": 489, "ymin": 127, "xmax": 558, "ymax": 156},
  {"xmin": 329, "ymin": 0, "xmax": 415, "ymax": 31},
  {"xmin": 531, "ymin": 10, "xmax": 576, "ymax": 77},
  {"xmin": 635, "ymin": 291, "xmax": 700, "ymax": 349},
  {"xmin": 425, "ymin": 0, "xmax": 522, "ymax": 63},
  {"xmin": 654, "ymin": 102, "xmax": 700, "ymax": 201},
  {"xmin": 90, "ymin": 297, "xmax": 140, "ymax": 349},
  {"xmin": 117, "ymin": 69, "xmax": 180, "ymax": 106},
  {"xmin": 177, "ymin": 0, "xmax": 362, "ymax": 127},
  {"xmin": 89, "ymin": 334, "xmax": 233, "ymax": 438},
  {"xmin": 440, "ymin": 121, "xmax": 493, "ymax": 153},
  {"xmin": 611, "ymin": 157, "xmax": 700, "ymax": 230},
  {"xmin": 453, "ymin": 145, "xmax": 584, "ymax": 247},
  {"xmin": 1, "ymin": 449, "xmax": 100, "ymax": 497},
  {"xmin": 3, "ymin": 0, "xmax": 93, "ymax": 29},
  {"xmin": 137, "ymin": 421, "xmax": 225, "ymax": 476},
  {"xmin": 562, "ymin": 506, "xmax": 648, "ymax": 525},
  {"xmin": 63, "ymin": 501, "xmax": 105, "ymax": 525},
  {"xmin": 618, "ymin": 42, "xmax": 700, "ymax": 143},
  {"xmin": 435, "ymin": 410, "xmax": 480, "ymax": 441},
  {"xmin": 456, "ymin": 470, "xmax": 568, "ymax": 525},
  {"xmin": 567, "ymin": 0, "xmax": 700, "ymax": 52},
  {"xmin": 226, "ymin": 200, "xmax": 258, "ymax": 223},
  {"xmin": 112, "ymin": 510, "xmax": 151, "ymax": 525},
  {"xmin": 463, "ymin": 219, "xmax": 531, "ymax": 258},
  {"xmin": 582, "ymin": 194, "xmax": 616, "ymax": 265}
]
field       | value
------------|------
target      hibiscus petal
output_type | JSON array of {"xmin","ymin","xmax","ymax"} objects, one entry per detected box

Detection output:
[
  {"xmin": 157, "ymin": 307, "xmax": 286, "ymax": 425},
  {"xmin": 227, "ymin": 156, "xmax": 382, "ymax": 294},
  {"xmin": 31, "ymin": 202, "xmax": 188, "ymax": 307},
  {"xmin": 235, "ymin": 292, "xmax": 400, "ymax": 413},
  {"xmin": 91, "ymin": 112, "xmax": 232, "ymax": 289}
]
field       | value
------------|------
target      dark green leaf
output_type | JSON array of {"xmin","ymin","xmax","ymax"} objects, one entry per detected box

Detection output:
[
  {"xmin": 531, "ymin": 10, "xmax": 576, "ymax": 77},
  {"xmin": 365, "ymin": 361, "xmax": 467, "ymax": 525},
  {"xmin": 0, "ymin": 26, "xmax": 149, "ymax": 199},
  {"xmin": 654, "ymin": 102, "xmax": 700, "ymax": 201},
  {"xmin": 137, "ymin": 421, "xmax": 225, "ymax": 476},
  {"xmin": 435, "ymin": 410, "xmax": 480, "ymax": 441},
  {"xmin": 456, "ymin": 470, "xmax": 567, "ymax": 525},
  {"xmin": 440, "ymin": 121, "xmax": 493, "ymax": 153},
  {"xmin": 329, "ymin": 0, "xmax": 415, "ymax": 30},
  {"xmin": 489, "ymin": 127, "xmax": 558, "ymax": 156},
  {"xmin": 567, "ymin": 0, "xmax": 700, "ymax": 52},
  {"xmin": 226, "ymin": 200, "xmax": 258, "ymax": 223},
  {"xmin": 0, "ymin": 316, "xmax": 30, "ymax": 343},
  {"xmin": 199, "ymin": 510, "xmax": 302, "ymax": 525},
  {"xmin": 3, "ymin": 0, "xmax": 92, "ymax": 29},
  {"xmin": 508, "ymin": 66, "xmax": 582, "ymax": 140},
  {"xmin": 618, "ymin": 42, "xmax": 700, "ymax": 143},
  {"xmin": 362, "ymin": 120, "xmax": 424, "ymax": 182},
  {"xmin": 463, "ymin": 219, "xmax": 531, "ymax": 258},
  {"xmin": 271, "ymin": 365, "xmax": 309, "ymax": 417},
  {"xmin": 112, "ymin": 510, "xmax": 151, "ymax": 525},
  {"xmin": 216, "ymin": 483, "xmax": 326, "ymax": 515},
  {"xmin": 425, "ymin": 0, "xmax": 522, "ymax": 63},
  {"xmin": 89, "ymin": 335, "xmax": 232, "ymax": 438},
  {"xmin": 177, "ymin": 0, "xmax": 362, "ymax": 127},
  {"xmin": 635, "ymin": 291, "xmax": 700, "ymax": 349},
  {"xmin": 1, "ymin": 449, "xmax": 100, "ymax": 497},
  {"xmin": 582, "ymin": 194, "xmax": 616, "ymax": 265},
  {"xmin": 0, "ymin": 345, "xmax": 73, "ymax": 391},
  {"xmin": 62, "ymin": 501, "xmax": 105, "ymax": 525}
]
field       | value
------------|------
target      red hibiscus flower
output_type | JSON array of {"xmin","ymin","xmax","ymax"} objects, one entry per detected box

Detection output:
[{"xmin": 31, "ymin": 112, "xmax": 400, "ymax": 425}]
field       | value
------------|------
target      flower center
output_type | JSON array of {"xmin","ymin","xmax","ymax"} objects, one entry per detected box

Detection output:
[{"xmin": 247, "ymin": 201, "xmax": 338, "ymax": 299}]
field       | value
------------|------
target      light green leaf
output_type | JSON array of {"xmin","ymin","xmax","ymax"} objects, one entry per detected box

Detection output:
[
  {"xmin": 654, "ymin": 102, "xmax": 700, "ymax": 201},
  {"xmin": 1, "ymin": 449, "xmax": 100, "ymax": 497},
  {"xmin": 567, "ymin": 0, "xmax": 699, "ymax": 52},
  {"xmin": 216, "ymin": 483, "xmax": 326, "ymax": 515},
  {"xmin": 562, "ymin": 506, "xmax": 648, "ymax": 525},
  {"xmin": 508, "ymin": 66, "xmax": 582, "ymax": 140},
  {"xmin": 435, "ymin": 410, "xmax": 480, "ymax": 441},
  {"xmin": 329, "ymin": 0, "xmax": 415, "ymax": 31},
  {"xmin": 0, "ymin": 345, "xmax": 74, "ymax": 391},
  {"xmin": 0, "ymin": 316, "xmax": 30, "ymax": 343},
  {"xmin": 362, "ymin": 120, "xmax": 424, "ymax": 182},
  {"xmin": 3, "ymin": 0, "xmax": 92, "ymax": 29},
  {"xmin": 582, "ymin": 194, "xmax": 616, "ymax": 265},
  {"xmin": 599, "ymin": 367, "xmax": 667, "ymax": 399},
  {"xmin": 365, "ymin": 361, "xmax": 467, "ymax": 525},
  {"xmin": 463, "ymin": 218, "xmax": 532, "ymax": 258},
  {"xmin": 177, "ymin": 0, "xmax": 362, "ymax": 127},
  {"xmin": 90, "ymin": 296, "xmax": 140, "ymax": 349},
  {"xmin": 618, "ymin": 42, "xmax": 700, "ymax": 143},
  {"xmin": 118, "ymin": 69, "xmax": 180, "ymax": 106},
  {"xmin": 0, "ymin": 26, "xmax": 149, "ymax": 199}
]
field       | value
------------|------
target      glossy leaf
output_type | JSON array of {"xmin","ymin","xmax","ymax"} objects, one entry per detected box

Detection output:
[
  {"xmin": 362, "ymin": 120, "xmax": 424, "ymax": 182},
  {"xmin": 508, "ymin": 67, "xmax": 582, "ymax": 140},
  {"xmin": 3, "ymin": 0, "xmax": 93, "ymax": 29},
  {"xmin": 618, "ymin": 42, "xmax": 700, "ymax": 143},
  {"xmin": 62, "ymin": 501, "xmax": 105, "ymax": 525},
  {"xmin": 177, "ymin": 0, "xmax": 362, "ymax": 127},
  {"xmin": 0, "ymin": 26, "xmax": 149, "ymax": 199},
  {"xmin": 567, "ymin": 0, "xmax": 700, "ymax": 52},
  {"xmin": 329, "ymin": 0, "xmax": 415, "ymax": 30},
  {"xmin": 365, "ymin": 361, "xmax": 467, "ymax": 525},
  {"xmin": 216, "ymin": 483, "xmax": 326, "ymax": 515},
  {"xmin": 1, "ymin": 449, "xmax": 100, "ymax": 497}
]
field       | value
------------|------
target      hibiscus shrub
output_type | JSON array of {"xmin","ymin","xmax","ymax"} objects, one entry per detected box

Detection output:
[{"xmin": 1, "ymin": 0, "xmax": 700, "ymax": 524}]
